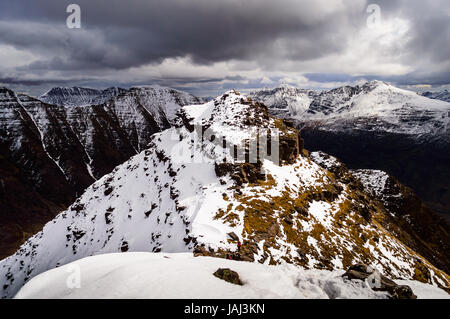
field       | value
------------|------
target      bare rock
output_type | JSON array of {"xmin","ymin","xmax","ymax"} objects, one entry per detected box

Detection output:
[
  {"xmin": 213, "ymin": 268, "xmax": 243, "ymax": 286},
  {"xmin": 227, "ymin": 232, "xmax": 239, "ymax": 241},
  {"xmin": 342, "ymin": 264, "xmax": 417, "ymax": 299}
]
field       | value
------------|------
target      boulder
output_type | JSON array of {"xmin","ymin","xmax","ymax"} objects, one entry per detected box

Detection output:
[
  {"xmin": 214, "ymin": 161, "xmax": 266, "ymax": 185},
  {"xmin": 283, "ymin": 215, "xmax": 294, "ymax": 225},
  {"xmin": 213, "ymin": 268, "xmax": 243, "ymax": 286},
  {"xmin": 120, "ymin": 241, "xmax": 129, "ymax": 252},
  {"xmin": 390, "ymin": 285, "xmax": 417, "ymax": 299},
  {"xmin": 279, "ymin": 136, "xmax": 299, "ymax": 164},
  {"xmin": 214, "ymin": 162, "xmax": 234, "ymax": 177},
  {"xmin": 294, "ymin": 206, "xmax": 309, "ymax": 217},
  {"xmin": 342, "ymin": 264, "xmax": 417, "ymax": 299}
]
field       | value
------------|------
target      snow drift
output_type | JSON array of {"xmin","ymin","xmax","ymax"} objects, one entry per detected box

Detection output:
[{"xmin": 14, "ymin": 252, "xmax": 449, "ymax": 299}]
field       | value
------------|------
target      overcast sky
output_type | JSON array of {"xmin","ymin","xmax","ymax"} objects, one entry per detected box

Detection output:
[{"xmin": 0, "ymin": 0, "xmax": 448, "ymax": 96}]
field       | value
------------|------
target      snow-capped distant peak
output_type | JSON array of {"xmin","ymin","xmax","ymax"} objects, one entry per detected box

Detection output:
[
  {"xmin": 130, "ymin": 84, "xmax": 164, "ymax": 90},
  {"xmin": 115, "ymin": 85, "xmax": 205, "ymax": 125},
  {"xmin": 421, "ymin": 89, "xmax": 450, "ymax": 103},
  {"xmin": 39, "ymin": 86, "xmax": 127, "ymax": 107},
  {"xmin": 248, "ymin": 86, "xmax": 314, "ymax": 117},
  {"xmin": 363, "ymin": 80, "xmax": 390, "ymax": 88},
  {"xmin": 250, "ymin": 81, "xmax": 450, "ymax": 136}
]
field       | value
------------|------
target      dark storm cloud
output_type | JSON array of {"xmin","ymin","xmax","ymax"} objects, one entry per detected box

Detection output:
[
  {"xmin": 0, "ymin": 0, "xmax": 363, "ymax": 70},
  {"xmin": 0, "ymin": 0, "xmax": 448, "ymax": 93},
  {"xmin": 305, "ymin": 71, "xmax": 450, "ymax": 87},
  {"xmin": 0, "ymin": 76, "xmax": 79, "ymax": 86}
]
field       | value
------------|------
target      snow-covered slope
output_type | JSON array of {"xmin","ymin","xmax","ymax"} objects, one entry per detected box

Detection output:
[
  {"xmin": 0, "ymin": 85, "xmax": 202, "ymax": 260},
  {"xmin": 40, "ymin": 85, "xmax": 204, "ymax": 123},
  {"xmin": 124, "ymin": 86, "xmax": 205, "ymax": 125},
  {"xmin": 349, "ymin": 169, "xmax": 390, "ymax": 198},
  {"xmin": 14, "ymin": 252, "xmax": 449, "ymax": 299},
  {"xmin": 39, "ymin": 86, "xmax": 127, "ymax": 107},
  {"xmin": 1, "ymin": 85, "xmax": 197, "ymax": 187},
  {"xmin": 249, "ymin": 81, "xmax": 450, "ymax": 136},
  {"xmin": 1, "ymin": 90, "xmax": 449, "ymax": 298},
  {"xmin": 312, "ymin": 153, "xmax": 450, "ymax": 274},
  {"xmin": 248, "ymin": 84, "xmax": 315, "ymax": 117},
  {"xmin": 0, "ymin": 85, "xmax": 196, "ymax": 196}
]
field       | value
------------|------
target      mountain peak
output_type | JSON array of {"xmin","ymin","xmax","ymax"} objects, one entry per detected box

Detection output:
[
  {"xmin": 0, "ymin": 87, "xmax": 15, "ymax": 95},
  {"xmin": 251, "ymin": 80, "xmax": 449, "ymax": 135},
  {"xmin": 178, "ymin": 88, "xmax": 285, "ymax": 148},
  {"xmin": 130, "ymin": 84, "xmax": 163, "ymax": 90},
  {"xmin": 366, "ymin": 79, "xmax": 389, "ymax": 85},
  {"xmin": 279, "ymin": 81, "xmax": 296, "ymax": 88},
  {"xmin": 41, "ymin": 86, "xmax": 98, "ymax": 96},
  {"xmin": 360, "ymin": 80, "xmax": 391, "ymax": 90},
  {"xmin": 39, "ymin": 86, "xmax": 127, "ymax": 107}
]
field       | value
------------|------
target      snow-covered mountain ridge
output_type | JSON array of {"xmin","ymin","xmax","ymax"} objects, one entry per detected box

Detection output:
[
  {"xmin": 39, "ymin": 86, "xmax": 127, "ymax": 107},
  {"xmin": 1, "ymin": 90, "xmax": 449, "ymax": 298},
  {"xmin": 248, "ymin": 84, "xmax": 315, "ymax": 117},
  {"xmin": 421, "ymin": 90, "xmax": 450, "ymax": 103},
  {"xmin": 249, "ymin": 81, "xmax": 450, "ymax": 136},
  {"xmin": 39, "ymin": 85, "xmax": 205, "ymax": 124},
  {"xmin": 0, "ymin": 85, "xmax": 202, "ymax": 260}
]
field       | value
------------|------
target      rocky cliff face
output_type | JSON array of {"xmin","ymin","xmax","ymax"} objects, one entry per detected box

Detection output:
[
  {"xmin": 1, "ymin": 91, "xmax": 448, "ymax": 298},
  {"xmin": 312, "ymin": 153, "xmax": 450, "ymax": 275},
  {"xmin": 0, "ymin": 86, "xmax": 202, "ymax": 259}
]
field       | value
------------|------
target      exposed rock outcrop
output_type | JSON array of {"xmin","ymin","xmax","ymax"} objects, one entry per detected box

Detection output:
[
  {"xmin": 213, "ymin": 268, "xmax": 243, "ymax": 286},
  {"xmin": 343, "ymin": 264, "xmax": 417, "ymax": 299}
]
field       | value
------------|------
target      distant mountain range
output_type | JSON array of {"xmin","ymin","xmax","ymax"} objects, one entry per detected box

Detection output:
[
  {"xmin": 39, "ymin": 86, "xmax": 127, "ymax": 107},
  {"xmin": 249, "ymin": 81, "xmax": 449, "ymax": 137},
  {"xmin": 249, "ymin": 81, "xmax": 450, "ymax": 220},
  {"xmin": 421, "ymin": 89, "xmax": 450, "ymax": 103}
]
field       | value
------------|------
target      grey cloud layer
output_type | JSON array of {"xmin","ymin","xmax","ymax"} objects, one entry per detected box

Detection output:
[{"xmin": 0, "ymin": 0, "xmax": 448, "ymax": 93}]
